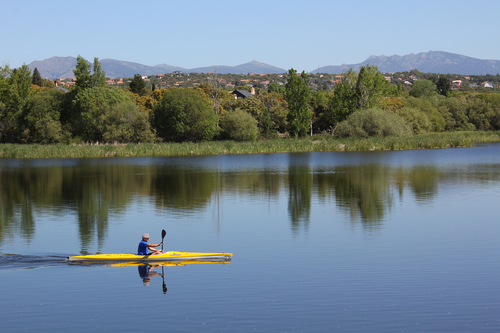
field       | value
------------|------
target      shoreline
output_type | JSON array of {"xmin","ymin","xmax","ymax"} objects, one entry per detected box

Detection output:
[{"xmin": 1, "ymin": 131, "xmax": 500, "ymax": 159}]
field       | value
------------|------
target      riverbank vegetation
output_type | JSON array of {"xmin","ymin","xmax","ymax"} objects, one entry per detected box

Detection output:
[
  {"xmin": 1, "ymin": 131, "xmax": 499, "ymax": 159},
  {"xmin": 1, "ymin": 56, "xmax": 500, "ymax": 158}
]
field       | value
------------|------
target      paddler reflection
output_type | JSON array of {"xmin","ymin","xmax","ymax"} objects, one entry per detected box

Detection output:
[{"xmin": 138, "ymin": 264, "xmax": 167, "ymax": 293}]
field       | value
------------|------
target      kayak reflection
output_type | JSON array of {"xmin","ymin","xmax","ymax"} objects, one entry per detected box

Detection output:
[
  {"xmin": 138, "ymin": 264, "xmax": 163, "ymax": 288},
  {"xmin": 70, "ymin": 259, "xmax": 231, "ymax": 293}
]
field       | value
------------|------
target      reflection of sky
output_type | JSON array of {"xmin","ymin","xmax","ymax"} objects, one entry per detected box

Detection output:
[
  {"xmin": 1, "ymin": 145, "xmax": 500, "ymax": 332},
  {"xmin": 1, "ymin": 143, "xmax": 500, "ymax": 257}
]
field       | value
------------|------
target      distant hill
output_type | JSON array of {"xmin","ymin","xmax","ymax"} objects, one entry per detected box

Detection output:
[
  {"xmin": 28, "ymin": 56, "xmax": 78, "ymax": 79},
  {"xmin": 189, "ymin": 61, "xmax": 286, "ymax": 74},
  {"xmin": 27, "ymin": 57, "xmax": 286, "ymax": 79},
  {"xmin": 312, "ymin": 51, "xmax": 500, "ymax": 75}
]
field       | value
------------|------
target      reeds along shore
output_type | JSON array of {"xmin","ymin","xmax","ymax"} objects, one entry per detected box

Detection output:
[{"xmin": 1, "ymin": 131, "xmax": 500, "ymax": 159}]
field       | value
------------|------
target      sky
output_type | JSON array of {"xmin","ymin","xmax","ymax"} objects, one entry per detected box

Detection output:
[{"xmin": 2, "ymin": 0, "xmax": 499, "ymax": 72}]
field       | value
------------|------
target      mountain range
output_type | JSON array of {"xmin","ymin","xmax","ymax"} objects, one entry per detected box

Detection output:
[
  {"xmin": 27, "ymin": 51, "xmax": 500, "ymax": 79},
  {"xmin": 312, "ymin": 51, "xmax": 500, "ymax": 75}
]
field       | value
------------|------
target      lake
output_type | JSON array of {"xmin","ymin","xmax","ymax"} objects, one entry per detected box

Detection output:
[{"xmin": 1, "ymin": 144, "xmax": 499, "ymax": 332}]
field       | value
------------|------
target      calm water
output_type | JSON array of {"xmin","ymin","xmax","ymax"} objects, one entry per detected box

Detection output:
[{"xmin": 0, "ymin": 144, "xmax": 499, "ymax": 332}]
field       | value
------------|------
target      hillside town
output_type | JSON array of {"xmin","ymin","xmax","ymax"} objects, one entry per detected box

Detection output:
[{"xmin": 53, "ymin": 70, "xmax": 500, "ymax": 93}]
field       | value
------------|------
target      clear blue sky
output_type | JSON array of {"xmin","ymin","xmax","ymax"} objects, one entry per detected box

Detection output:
[{"xmin": 2, "ymin": 0, "xmax": 499, "ymax": 72}]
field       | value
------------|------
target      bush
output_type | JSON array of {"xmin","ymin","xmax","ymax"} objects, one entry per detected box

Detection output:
[
  {"xmin": 221, "ymin": 109, "xmax": 258, "ymax": 141},
  {"xmin": 335, "ymin": 108, "xmax": 412, "ymax": 138}
]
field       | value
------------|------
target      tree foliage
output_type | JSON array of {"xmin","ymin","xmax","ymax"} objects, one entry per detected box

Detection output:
[
  {"xmin": 100, "ymin": 101, "xmax": 155, "ymax": 143},
  {"xmin": 32, "ymin": 67, "xmax": 43, "ymax": 87},
  {"xmin": 73, "ymin": 55, "xmax": 106, "ymax": 92},
  {"xmin": 72, "ymin": 87, "xmax": 132, "ymax": 141},
  {"xmin": 409, "ymin": 79, "xmax": 437, "ymax": 98},
  {"xmin": 153, "ymin": 88, "xmax": 218, "ymax": 142},
  {"xmin": 21, "ymin": 89, "xmax": 68, "ymax": 143},
  {"xmin": 129, "ymin": 74, "xmax": 146, "ymax": 96},
  {"xmin": 285, "ymin": 68, "xmax": 310, "ymax": 137}
]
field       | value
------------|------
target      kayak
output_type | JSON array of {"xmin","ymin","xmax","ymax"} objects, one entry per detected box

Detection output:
[{"xmin": 68, "ymin": 251, "xmax": 232, "ymax": 262}]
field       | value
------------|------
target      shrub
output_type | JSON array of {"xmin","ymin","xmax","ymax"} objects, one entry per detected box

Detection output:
[
  {"xmin": 335, "ymin": 108, "xmax": 412, "ymax": 138},
  {"xmin": 221, "ymin": 109, "xmax": 258, "ymax": 141}
]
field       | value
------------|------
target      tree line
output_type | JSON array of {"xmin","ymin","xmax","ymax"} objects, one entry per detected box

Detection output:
[{"xmin": 1, "ymin": 56, "xmax": 500, "ymax": 144}]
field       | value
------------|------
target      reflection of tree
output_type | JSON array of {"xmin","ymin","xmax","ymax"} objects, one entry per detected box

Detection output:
[
  {"xmin": 315, "ymin": 165, "xmax": 393, "ymax": 228},
  {"xmin": 148, "ymin": 166, "xmax": 215, "ymax": 214},
  {"xmin": 0, "ymin": 166, "xmax": 65, "ymax": 243},
  {"xmin": 3, "ymin": 155, "xmax": 500, "ymax": 246},
  {"xmin": 406, "ymin": 166, "xmax": 439, "ymax": 202},
  {"xmin": 287, "ymin": 154, "xmax": 312, "ymax": 232}
]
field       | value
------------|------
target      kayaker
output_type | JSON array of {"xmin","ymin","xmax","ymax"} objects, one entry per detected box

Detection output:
[
  {"xmin": 138, "ymin": 264, "xmax": 162, "ymax": 287},
  {"xmin": 138, "ymin": 233, "xmax": 163, "ymax": 255}
]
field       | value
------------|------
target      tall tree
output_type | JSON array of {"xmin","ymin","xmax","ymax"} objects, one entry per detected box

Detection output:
[
  {"xmin": 11, "ymin": 64, "xmax": 32, "ymax": 108},
  {"xmin": 436, "ymin": 76, "xmax": 451, "ymax": 96},
  {"xmin": 327, "ymin": 68, "xmax": 358, "ymax": 133},
  {"xmin": 355, "ymin": 65, "xmax": 390, "ymax": 109},
  {"xmin": 91, "ymin": 57, "xmax": 106, "ymax": 88},
  {"xmin": 74, "ymin": 55, "xmax": 92, "ymax": 90},
  {"xmin": 32, "ymin": 67, "xmax": 43, "ymax": 86},
  {"xmin": 285, "ymin": 68, "xmax": 311, "ymax": 137},
  {"xmin": 129, "ymin": 74, "xmax": 146, "ymax": 96}
]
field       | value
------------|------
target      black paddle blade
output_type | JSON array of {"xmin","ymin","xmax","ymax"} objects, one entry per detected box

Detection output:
[
  {"xmin": 163, "ymin": 283, "xmax": 167, "ymax": 294},
  {"xmin": 161, "ymin": 229, "xmax": 166, "ymax": 240}
]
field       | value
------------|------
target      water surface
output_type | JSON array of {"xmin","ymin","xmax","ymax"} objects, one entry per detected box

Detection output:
[{"xmin": 1, "ymin": 144, "xmax": 499, "ymax": 332}]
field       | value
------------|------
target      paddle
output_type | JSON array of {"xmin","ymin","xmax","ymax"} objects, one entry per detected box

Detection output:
[
  {"xmin": 161, "ymin": 229, "xmax": 166, "ymax": 253},
  {"xmin": 162, "ymin": 265, "xmax": 167, "ymax": 294}
]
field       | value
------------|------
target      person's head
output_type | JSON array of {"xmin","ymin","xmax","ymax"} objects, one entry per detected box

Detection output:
[
  {"xmin": 143, "ymin": 278, "xmax": 150, "ymax": 286},
  {"xmin": 142, "ymin": 233, "xmax": 150, "ymax": 241}
]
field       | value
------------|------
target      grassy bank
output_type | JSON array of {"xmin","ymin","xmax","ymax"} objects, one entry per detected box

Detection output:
[{"xmin": 1, "ymin": 131, "xmax": 500, "ymax": 159}]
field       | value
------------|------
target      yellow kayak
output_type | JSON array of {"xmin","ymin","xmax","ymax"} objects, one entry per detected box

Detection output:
[{"xmin": 68, "ymin": 251, "xmax": 233, "ymax": 262}]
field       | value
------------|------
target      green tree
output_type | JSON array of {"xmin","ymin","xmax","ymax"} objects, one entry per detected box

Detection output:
[
  {"xmin": 72, "ymin": 86, "xmax": 132, "ymax": 141},
  {"xmin": 327, "ymin": 68, "xmax": 358, "ymax": 132},
  {"xmin": 91, "ymin": 57, "xmax": 106, "ymax": 88},
  {"xmin": 74, "ymin": 55, "xmax": 93, "ymax": 91},
  {"xmin": 0, "ymin": 64, "xmax": 13, "ymax": 105},
  {"xmin": 11, "ymin": 64, "xmax": 32, "ymax": 107},
  {"xmin": 409, "ymin": 79, "xmax": 437, "ymax": 98},
  {"xmin": 32, "ymin": 67, "xmax": 43, "ymax": 87},
  {"xmin": 21, "ymin": 89, "xmax": 67, "ymax": 143},
  {"xmin": 129, "ymin": 74, "xmax": 146, "ymax": 96},
  {"xmin": 355, "ymin": 65, "xmax": 390, "ymax": 109},
  {"xmin": 436, "ymin": 76, "xmax": 451, "ymax": 96},
  {"xmin": 285, "ymin": 68, "xmax": 311, "ymax": 137},
  {"xmin": 153, "ymin": 88, "xmax": 218, "ymax": 142},
  {"xmin": 268, "ymin": 82, "xmax": 285, "ymax": 95},
  {"xmin": 100, "ymin": 101, "xmax": 156, "ymax": 143}
]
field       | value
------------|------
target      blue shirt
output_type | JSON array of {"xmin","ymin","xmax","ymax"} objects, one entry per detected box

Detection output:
[{"xmin": 138, "ymin": 240, "xmax": 149, "ymax": 255}]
